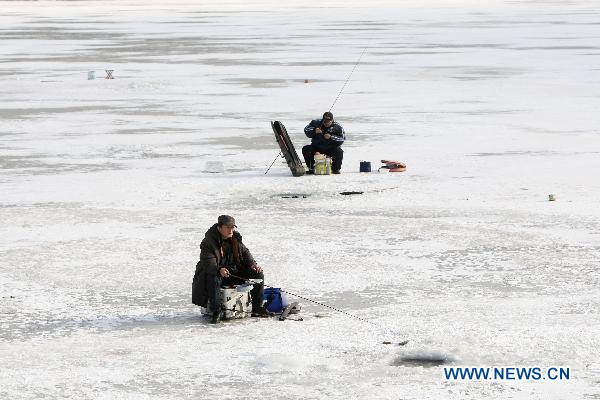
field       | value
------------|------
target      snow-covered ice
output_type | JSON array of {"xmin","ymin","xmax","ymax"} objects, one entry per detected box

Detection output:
[{"xmin": 1, "ymin": 0, "xmax": 599, "ymax": 399}]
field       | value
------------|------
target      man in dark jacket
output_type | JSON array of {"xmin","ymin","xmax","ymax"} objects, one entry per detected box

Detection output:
[
  {"xmin": 302, "ymin": 111, "xmax": 346, "ymax": 174},
  {"xmin": 192, "ymin": 215, "xmax": 269, "ymax": 323}
]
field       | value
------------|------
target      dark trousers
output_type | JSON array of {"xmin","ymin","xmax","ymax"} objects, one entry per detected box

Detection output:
[
  {"xmin": 302, "ymin": 145, "xmax": 343, "ymax": 171},
  {"xmin": 207, "ymin": 268, "xmax": 264, "ymax": 313}
]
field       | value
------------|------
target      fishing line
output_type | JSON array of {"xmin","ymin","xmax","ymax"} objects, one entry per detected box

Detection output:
[
  {"xmin": 229, "ymin": 273, "xmax": 408, "ymax": 345},
  {"xmin": 264, "ymin": 151, "xmax": 282, "ymax": 174},
  {"xmin": 328, "ymin": 41, "xmax": 371, "ymax": 112}
]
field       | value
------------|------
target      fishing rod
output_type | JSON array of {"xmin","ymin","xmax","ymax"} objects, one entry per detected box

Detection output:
[
  {"xmin": 264, "ymin": 151, "xmax": 282, "ymax": 175},
  {"xmin": 229, "ymin": 273, "xmax": 408, "ymax": 345},
  {"xmin": 328, "ymin": 41, "xmax": 370, "ymax": 112}
]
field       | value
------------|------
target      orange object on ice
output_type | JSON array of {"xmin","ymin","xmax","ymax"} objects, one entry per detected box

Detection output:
[{"xmin": 380, "ymin": 159, "xmax": 407, "ymax": 172}]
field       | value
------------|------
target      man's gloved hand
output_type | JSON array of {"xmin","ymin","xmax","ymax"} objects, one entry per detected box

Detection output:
[
  {"xmin": 315, "ymin": 128, "xmax": 323, "ymax": 134},
  {"xmin": 219, "ymin": 267, "xmax": 230, "ymax": 277},
  {"xmin": 250, "ymin": 264, "xmax": 262, "ymax": 273}
]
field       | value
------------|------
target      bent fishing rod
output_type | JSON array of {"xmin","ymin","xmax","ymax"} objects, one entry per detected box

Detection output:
[
  {"xmin": 328, "ymin": 42, "xmax": 370, "ymax": 112},
  {"xmin": 229, "ymin": 273, "xmax": 408, "ymax": 346}
]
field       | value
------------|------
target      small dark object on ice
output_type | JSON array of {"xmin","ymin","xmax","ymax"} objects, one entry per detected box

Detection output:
[
  {"xmin": 340, "ymin": 191, "xmax": 363, "ymax": 195},
  {"xmin": 383, "ymin": 340, "xmax": 409, "ymax": 346},
  {"xmin": 392, "ymin": 350, "xmax": 456, "ymax": 367}
]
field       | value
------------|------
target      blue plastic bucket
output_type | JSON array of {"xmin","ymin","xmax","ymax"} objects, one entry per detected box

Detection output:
[
  {"xmin": 263, "ymin": 288, "xmax": 289, "ymax": 313},
  {"xmin": 360, "ymin": 161, "xmax": 371, "ymax": 172}
]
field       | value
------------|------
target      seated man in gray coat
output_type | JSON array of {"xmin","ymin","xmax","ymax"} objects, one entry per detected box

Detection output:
[{"xmin": 192, "ymin": 215, "xmax": 270, "ymax": 323}]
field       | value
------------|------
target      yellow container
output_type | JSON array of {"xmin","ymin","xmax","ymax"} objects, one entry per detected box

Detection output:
[{"xmin": 314, "ymin": 154, "xmax": 331, "ymax": 175}]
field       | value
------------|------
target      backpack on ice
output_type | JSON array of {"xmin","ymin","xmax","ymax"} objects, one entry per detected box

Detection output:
[{"xmin": 263, "ymin": 288, "xmax": 289, "ymax": 313}]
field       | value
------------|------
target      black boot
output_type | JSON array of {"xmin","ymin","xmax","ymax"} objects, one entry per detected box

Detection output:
[
  {"xmin": 210, "ymin": 311, "xmax": 222, "ymax": 324},
  {"xmin": 252, "ymin": 306, "xmax": 275, "ymax": 318}
]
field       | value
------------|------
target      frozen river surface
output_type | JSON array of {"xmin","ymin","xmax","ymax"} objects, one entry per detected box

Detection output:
[{"xmin": 1, "ymin": 1, "xmax": 599, "ymax": 399}]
